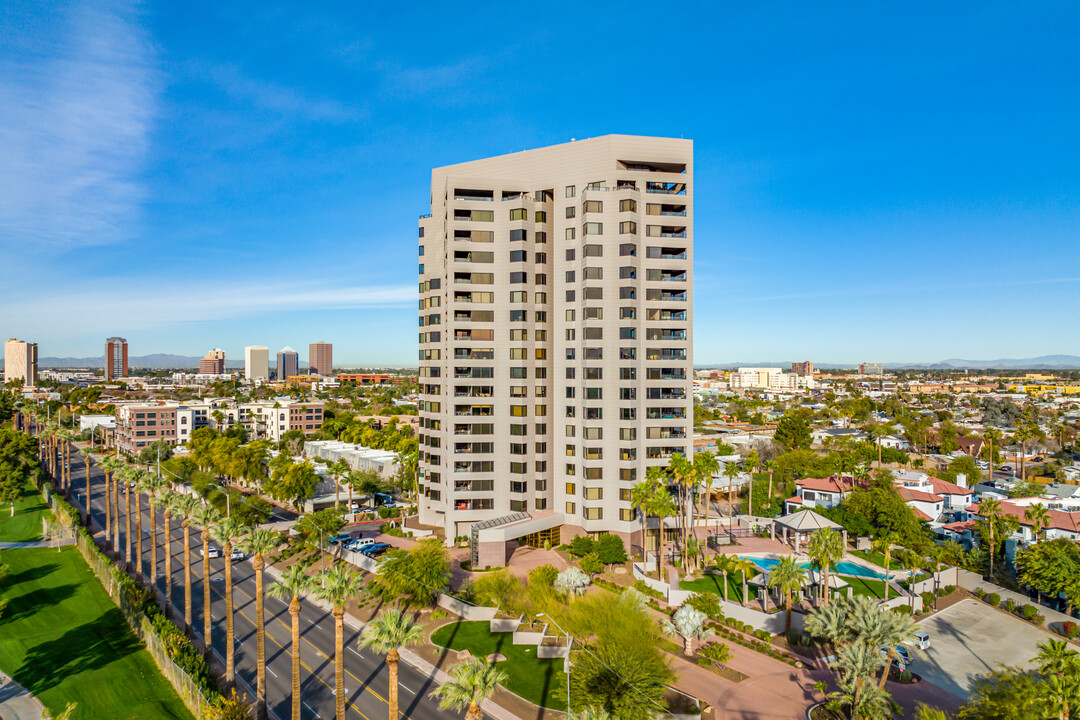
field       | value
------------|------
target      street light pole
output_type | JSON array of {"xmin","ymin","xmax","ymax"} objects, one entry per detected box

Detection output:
[{"xmin": 538, "ymin": 613, "xmax": 571, "ymax": 711}]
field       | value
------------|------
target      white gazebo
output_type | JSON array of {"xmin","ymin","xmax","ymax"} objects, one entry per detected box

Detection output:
[
  {"xmin": 771, "ymin": 509, "xmax": 846, "ymax": 553},
  {"xmin": 806, "ymin": 568, "xmax": 853, "ymax": 601}
]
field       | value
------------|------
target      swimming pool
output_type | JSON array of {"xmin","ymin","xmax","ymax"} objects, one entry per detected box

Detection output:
[{"xmin": 739, "ymin": 556, "xmax": 887, "ymax": 580}]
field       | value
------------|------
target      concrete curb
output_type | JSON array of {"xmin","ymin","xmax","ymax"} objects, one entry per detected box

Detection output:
[{"xmin": 0, "ymin": 671, "xmax": 45, "ymax": 720}]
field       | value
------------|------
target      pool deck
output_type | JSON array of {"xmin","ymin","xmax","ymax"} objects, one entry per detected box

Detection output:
[{"xmin": 725, "ymin": 551, "xmax": 894, "ymax": 580}]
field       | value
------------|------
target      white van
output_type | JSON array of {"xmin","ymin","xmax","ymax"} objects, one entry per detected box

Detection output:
[
  {"xmin": 345, "ymin": 537, "xmax": 376, "ymax": 552},
  {"xmin": 913, "ymin": 632, "xmax": 930, "ymax": 650}
]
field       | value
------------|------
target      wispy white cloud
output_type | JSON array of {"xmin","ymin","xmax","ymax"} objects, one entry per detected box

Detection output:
[
  {"xmin": 1, "ymin": 279, "xmax": 415, "ymax": 332},
  {"xmin": 0, "ymin": 1, "xmax": 159, "ymax": 249},
  {"xmin": 190, "ymin": 62, "xmax": 366, "ymax": 123}
]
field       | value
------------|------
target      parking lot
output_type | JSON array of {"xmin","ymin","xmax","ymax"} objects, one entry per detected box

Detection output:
[{"xmin": 915, "ymin": 599, "xmax": 1045, "ymax": 698}]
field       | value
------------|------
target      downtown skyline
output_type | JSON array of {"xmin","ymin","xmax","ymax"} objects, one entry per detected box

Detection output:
[{"xmin": 2, "ymin": 2, "xmax": 1078, "ymax": 365}]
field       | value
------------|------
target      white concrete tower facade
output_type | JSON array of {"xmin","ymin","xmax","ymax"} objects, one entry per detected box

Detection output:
[
  {"xmin": 417, "ymin": 135, "xmax": 693, "ymax": 546},
  {"xmin": 245, "ymin": 346, "xmax": 269, "ymax": 381}
]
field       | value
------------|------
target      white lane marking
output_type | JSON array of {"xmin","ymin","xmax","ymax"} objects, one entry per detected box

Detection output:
[
  {"xmin": 303, "ymin": 701, "xmax": 319, "ymax": 717},
  {"xmin": 348, "ymin": 647, "xmax": 363, "ymax": 658},
  {"xmin": 401, "ymin": 684, "xmax": 415, "ymax": 694},
  {"xmin": 313, "ymin": 622, "xmax": 323, "ymax": 630},
  {"xmin": 267, "ymin": 666, "xmax": 278, "ymax": 678}
]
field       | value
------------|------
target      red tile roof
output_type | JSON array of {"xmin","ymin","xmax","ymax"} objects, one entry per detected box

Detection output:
[
  {"xmin": 911, "ymin": 507, "xmax": 934, "ymax": 522},
  {"xmin": 796, "ymin": 476, "xmax": 856, "ymax": 494},
  {"xmin": 927, "ymin": 477, "xmax": 974, "ymax": 496},
  {"xmin": 786, "ymin": 495, "xmax": 804, "ymax": 505},
  {"xmin": 942, "ymin": 520, "xmax": 977, "ymax": 533},
  {"xmin": 897, "ymin": 487, "xmax": 944, "ymax": 503},
  {"xmin": 970, "ymin": 501, "xmax": 1080, "ymax": 533}
]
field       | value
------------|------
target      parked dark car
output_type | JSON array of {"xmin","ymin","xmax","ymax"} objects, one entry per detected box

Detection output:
[
  {"xmin": 361, "ymin": 543, "xmax": 392, "ymax": 557},
  {"xmin": 327, "ymin": 533, "xmax": 352, "ymax": 545}
]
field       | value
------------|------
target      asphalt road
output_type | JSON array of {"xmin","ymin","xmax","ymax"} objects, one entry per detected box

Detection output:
[{"xmin": 58, "ymin": 439, "xmax": 458, "ymax": 720}]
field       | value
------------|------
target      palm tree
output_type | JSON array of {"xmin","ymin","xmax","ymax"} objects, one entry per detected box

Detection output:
[
  {"xmin": 871, "ymin": 532, "xmax": 899, "ymax": 601},
  {"xmin": 866, "ymin": 423, "xmax": 886, "ymax": 466},
  {"xmin": 983, "ymin": 427, "xmax": 1002, "ymax": 480},
  {"xmin": 1024, "ymin": 503, "xmax": 1051, "ymax": 542},
  {"xmin": 56, "ymin": 427, "xmax": 74, "ymax": 494},
  {"xmin": 268, "ymin": 565, "xmax": 317, "ymax": 720},
  {"xmin": 99, "ymin": 456, "xmax": 124, "ymax": 551},
  {"xmin": 128, "ymin": 469, "xmax": 149, "ymax": 578},
  {"xmin": 429, "ymin": 657, "xmax": 508, "ymax": 720},
  {"xmin": 767, "ymin": 555, "xmax": 807, "ymax": 635},
  {"xmin": 668, "ymin": 452, "xmax": 694, "ymax": 547},
  {"xmin": 694, "ymin": 451, "xmax": 720, "ymax": 536},
  {"xmin": 1014, "ymin": 424, "xmax": 1033, "ymax": 481},
  {"xmin": 142, "ymin": 473, "xmax": 167, "ymax": 585},
  {"xmin": 980, "ymin": 497, "xmax": 1004, "ymax": 579},
  {"xmin": 316, "ymin": 564, "xmax": 367, "ymax": 720},
  {"xmin": 159, "ymin": 489, "xmax": 179, "ymax": 614},
  {"xmin": 359, "ymin": 608, "xmax": 424, "ymax": 720},
  {"xmin": 721, "ymin": 462, "xmax": 740, "ymax": 515},
  {"xmin": 117, "ymin": 466, "xmax": 137, "ymax": 568},
  {"xmin": 191, "ymin": 504, "xmax": 220, "ymax": 655},
  {"xmin": 1037, "ymin": 638, "xmax": 1080, "ymax": 679},
  {"xmin": 877, "ymin": 610, "xmax": 918, "ymax": 688},
  {"xmin": 807, "ymin": 528, "xmax": 845, "ymax": 606},
  {"xmin": 212, "ymin": 517, "xmax": 245, "ymax": 684},
  {"xmin": 329, "ymin": 458, "xmax": 350, "ymax": 510},
  {"xmin": 731, "ymin": 556, "xmax": 758, "ymax": 605},
  {"xmin": 742, "ymin": 451, "xmax": 759, "ymax": 519},
  {"xmin": 630, "ymin": 479, "xmax": 654, "ymax": 560},
  {"xmin": 240, "ymin": 527, "xmax": 282, "ymax": 720},
  {"xmin": 78, "ymin": 446, "xmax": 93, "ymax": 525},
  {"xmin": 172, "ymin": 494, "xmax": 201, "ymax": 633},
  {"xmin": 645, "ymin": 484, "xmax": 677, "ymax": 582},
  {"xmin": 762, "ymin": 459, "xmax": 777, "ymax": 509}
]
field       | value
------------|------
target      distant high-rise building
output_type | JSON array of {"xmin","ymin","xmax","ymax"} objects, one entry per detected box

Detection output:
[
  {"xmin": 244, "ymin": 346, "xmax": 269, "ymax": 381},
  {"xmin": 791, "ymin": 361, "xmax": 814, "ymax": 377},
  {"xmin": 198, "ymin": 348, "xmax": 226, "ymax": 375},
  {"xmin": 4, "ymin": 338, "xmax": 38, "ymax": 387},
  {"xmin": 860, "ymin": 362, "xmax": 884, "ymax": 375},
  {"xmin": 276, "ymin": 347, "xmax": 298, "ymax": 380},
  {"xmin": 309, "ymin": 342, "xmax": 333, "ymax": 376},
  {"xmin": 417, "ymin": 135, "xmax": 694, "ymax": 549},
  {"xmin": 105, "ymin": 337, "xmax": 128, "ymax": 381}
]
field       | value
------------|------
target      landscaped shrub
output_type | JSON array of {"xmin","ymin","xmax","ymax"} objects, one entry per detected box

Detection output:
[
  {"xmin": 725, "ymin": 617, "xmax": 737, "ymax": 628},
  {"xmin": 528, "ymin": 564, "xmax": 559, "ymax": 587},
  {"xmin": 578, "ymin": 552, "xmax": 604, "ymax": 575},
  {"xmin": 975, "ymin": 587, "xmax": 986, "ymax": 598},
  {"xmin": 986, "ymin": 593, "xmax": 1001, "ymax": 606},
  {"xmin": 755, "ymin": 629, "xmax": 770, "ymax": 641},
  {"xmin": 595, "ymin": 534, "xmax": 628, "ymax": 565},
  {"xmin": 567, "ymin": 535, "xmax": 596, "ymax": 557},
  {"xmin": 1063, "ymin": 621, "xmax": 1079, "ymax": 639},
  {"xmin": 701, "ymin": 642, "xmax": 733, "ymax": 666},
  {"xmin": 1005, "ymin": 599, "xmax": 1018, "ymax": 613},
  {"xmin": 891, "ymin": 605, "xmax": 913, "ymax": 616},
  {"xmin": 921, "ymin": 592, "xmax": 936, "ymax": 609},
  {"xmin": 942, "ymin": 585, "xmax": 955, "ymax": 595},
  {"xmin": 686, "ymin": 592, "xmax": 723, "ymax": 620},
  {"xmin": 1022, "ymin": 604, "xmax": 1038, "ymax": 620},
  {"xmin": 697, "ymin": 657, "xmax": 712, "ymax": 667},
  {"xmin": 632, "ymin": 580, "xmax": 664, "ymax": 600}
]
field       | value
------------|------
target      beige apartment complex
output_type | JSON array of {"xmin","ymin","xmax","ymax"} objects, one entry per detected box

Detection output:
[
  {"xmin": 4, "ymin": 338, "xmax": 38, "ymax": 387},
  {"xmin": 198, "ymin": 348, "xmax": 226, "ymax": 375},
  {"xmin": 417, "ymin": 135, "xmax": 693, "ymax": 552},
  {"xmin": 309, "ymin": 342, "xmax": 333, "ymax": 376}
]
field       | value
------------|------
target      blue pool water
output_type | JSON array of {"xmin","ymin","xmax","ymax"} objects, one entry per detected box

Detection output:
[{"xmin": 739, "ymin": 556, "xmax": 887, "ymax": 580}]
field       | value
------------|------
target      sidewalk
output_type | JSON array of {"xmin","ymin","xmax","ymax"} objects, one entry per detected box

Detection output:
[
  {"xmin": 0, "ymin": 538, "xmax": 75, "ymax": 550},
  {"xmin": 0, "ymin": 670, "xmax": 45, "ymax": 720}
]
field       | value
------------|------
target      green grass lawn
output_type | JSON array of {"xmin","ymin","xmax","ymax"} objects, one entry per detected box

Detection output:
[
  {"xmin": 0, "ymin": 546, "xmax": 194, "ymax": 719},
  {"xmin": 430, "ymin": 621, "xmax": 567, "ymax": 711},
  {"xmin": 680, "ymin": 571, "xmax": 758, "ymax": 602},
  {"xmin": 843, "ymin": 576, "xmax": 890, "ymax": 599},
  {"xmin": 849, "ymin": 549, "xmax": 900, "ymax": 570},
  {"xmin": 0, "ymin": 478, "xmax": 48, "ymax": 543}
]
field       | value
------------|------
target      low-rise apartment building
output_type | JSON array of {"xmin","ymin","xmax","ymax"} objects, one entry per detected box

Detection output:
[{"xmin": 116, "ymin": 403, "xmax": 179, "ymax": 455}]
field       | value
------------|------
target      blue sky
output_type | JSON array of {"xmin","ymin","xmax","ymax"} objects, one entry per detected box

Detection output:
[{"xmin": 1, "ymin": 1, "xmax": 1078, "ymax": 366}]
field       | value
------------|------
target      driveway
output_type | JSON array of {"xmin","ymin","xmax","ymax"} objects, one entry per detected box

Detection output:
[{"xmin": 915, "ymin": 599, "xmax": 1044, "ymax": 698}]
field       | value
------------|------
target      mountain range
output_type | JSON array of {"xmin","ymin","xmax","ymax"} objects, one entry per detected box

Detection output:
[{"xmin": 34, "ymin": 354, "xmax": 306, "ymax": 370}]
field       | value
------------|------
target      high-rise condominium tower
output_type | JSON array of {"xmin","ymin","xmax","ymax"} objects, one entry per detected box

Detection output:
[
  {"xmin": 417, "ymin": 135, "xmax": 693, "ymax": 547},
  {"xmin": 277, "ymin": 347, "xmax": 298, "ymax": 380},
  {"xmin": 4, "ymin": 338, "xmax": 38, "ymax": 387},
  {"xmin": 245, "ymin": 346, "xmax": 269, "ymax": 381},
  {"xmin": 309, "ymin": 342, "xmax": 333, "ymax": 376},
  {"xmin": 105, "ymin": 337, "xmax": 128, "ymax": 381}
]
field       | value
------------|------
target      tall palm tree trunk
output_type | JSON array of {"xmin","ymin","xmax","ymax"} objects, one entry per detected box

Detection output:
[
  {"xmin": 388, "ymin": 649, "xmax": 400, "ymax": 720},
  {"xmin": 254, "ymin": 554, "xmax": 267, "ymax": 720},
  {"xmin": 164, "ymin": 511, "xmax": 173, "ymax": 614},
  {"xmin": 202, "ymin": 532, "xmax": 212, "ymax": 658},
  {"xmin": 289, "ymin": 598, "xmax": 301, "ymax": 720},
  {"xmin": 334, "ymin": 607, "xmax": 345, "ymax": 720},
  {"xmin": 465, "ymin": 702, "xmax": 482, "ymax": 720},
  {"xmin": 84, "ymin": 455, "xmax": 91, "ymax": 525},
  {"xmin": 124, "ymin": 482, "xmax": 133, "ymax": 568},
  {"xmin": 135, "ymin": 493, "xmax": 144, "ymax": 578},
  {"xmin": 183, "ymin": 522, "xmax": 193, "ymax": 633},
  {"xmin": 104, "ymin": 472, "xmax": 112, "ymax": 548},
  {"xmin": 113, "ymin": 476, "xmax": 121, "ymax": 551},
  {"xmin": 149, "ymin": 507, "xmax": 158, "ymax": 585},
  {"xmin": 224, "ymin": 543, "xmax": 235, "ymax": 683}
]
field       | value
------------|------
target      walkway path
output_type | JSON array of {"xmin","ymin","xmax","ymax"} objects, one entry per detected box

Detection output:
[
  {"xmin": 0, "ymin": 670, "xmax": 45, "ymax": 720},
  {"xmin": 0, "ymin": 538, "xmax": 75, "ymax": 550}
]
